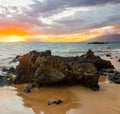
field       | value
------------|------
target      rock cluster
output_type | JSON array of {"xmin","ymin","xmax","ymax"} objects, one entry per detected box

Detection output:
[
  {"xmin": 0, "ymin": 67, "xmax": 16, "ymax": 86},
  {"xmin": 14, "ymin": 50, "xmax": 114, "ymax": 91}
]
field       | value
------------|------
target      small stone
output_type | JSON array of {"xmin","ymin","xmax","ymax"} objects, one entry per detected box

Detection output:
[
  {"xmin": 48, "ymin": 101, "xmax": 53, "ymax": 105},
  {"xmin": 24, "ymin": 87, "xmax": 31, "ymax": 93},
  {"xmin": 48, "ymin": 99, "xmax": 63, "ymax": 105},
  {"xmin": 106, "ymin": 54, "xmax": 111, "ymax": 57},
  {"xmin": 54, "ymin": 100, "xmax": 63, "ymax": 105}
]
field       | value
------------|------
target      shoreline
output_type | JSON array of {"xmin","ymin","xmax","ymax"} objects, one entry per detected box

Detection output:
[{"xmin": 0, "ymin": 52, "xmax": 119, "ymax": 114}]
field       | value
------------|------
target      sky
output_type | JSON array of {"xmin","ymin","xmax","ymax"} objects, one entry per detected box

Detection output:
[{"xmin": 0, "ymin": 0, "xmax": 120, "ymax": 42}]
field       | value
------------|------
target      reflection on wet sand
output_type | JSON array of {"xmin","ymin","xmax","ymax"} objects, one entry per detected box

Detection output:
[
  {"xmin": 0, "ymin": 86, "xmax": 34, "ymax": 114},
  {"xmin": 16, "ymin": 78, "xmax": 120, "ymax": 114},
  {"xmin": 16, "ymin": 84, "xmax": 80, "ymax": 114}
]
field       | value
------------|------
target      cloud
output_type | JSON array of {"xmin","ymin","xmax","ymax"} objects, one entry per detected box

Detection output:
[
  {"xmin": 30, "ymin": 0, "xmax": 120, "ymax": 13},
  {"xmin": 0, "ymin": 0, "xmax": 120, "ymax": 37}
]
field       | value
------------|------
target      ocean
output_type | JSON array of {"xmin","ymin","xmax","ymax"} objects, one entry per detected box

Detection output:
[{"xmin": 0, "ymin": 42, "xmax": 120, "ymax": 71}]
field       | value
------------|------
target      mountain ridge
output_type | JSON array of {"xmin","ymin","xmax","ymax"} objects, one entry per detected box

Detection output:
[{"xmin": 87, "ymin": 34, "xmax": 120, "ymax": 42}]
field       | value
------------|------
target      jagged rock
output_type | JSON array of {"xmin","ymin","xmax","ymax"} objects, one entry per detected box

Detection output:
[
  {"xmin": 78, "ymin": 50, "xmax": 114, "ymax": 70},
  {"xmin": 14, "ymin": 50, "xmax": 114, "ymax": 91}
]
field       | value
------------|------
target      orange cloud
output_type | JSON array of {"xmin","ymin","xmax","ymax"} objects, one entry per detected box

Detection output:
[
  {"xmin": 0, "ymin": 24, "xmax": 34, "ymax": 42},
  {"xmin": 0, "ymin": 25, "xmax": 118, "ymax": 42},
  {"xmin": 32, "ymin": 31, "xmax": 102, "ymax": 42},
  {"xmin": 112, "ymin": 25, "xmax": 120, "ymax": 30},
  {"xmin": 0, "ymin": 25, "xmax": 32, "ymax": 36}
]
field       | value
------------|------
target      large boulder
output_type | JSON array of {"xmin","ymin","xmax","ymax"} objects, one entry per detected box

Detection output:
[{"xmin": 14, "ymin": 50, "xmax": 113, "ymax": 90}]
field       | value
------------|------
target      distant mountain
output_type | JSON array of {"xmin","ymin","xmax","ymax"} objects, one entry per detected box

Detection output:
[{"xmin": 87, "ymin": 34, "xmax": 120, "ymax": 42}]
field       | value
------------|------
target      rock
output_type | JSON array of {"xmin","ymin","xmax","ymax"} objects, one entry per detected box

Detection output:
[
  {"xmin": 109, "ymin": 71, "xmax": 120, "ymax": 84},
  {"xmin": 14, "ymin": 50, "xmax": 114, "ymax": 91},
  {"xmin": 88, "ymin": 42, "xmax": 108, "ymax": 44},
  {"xmin": 106, "ymin": 70, "xmax": 115, "ymax": 73},
  {"xmin": 9, "ymin": 67, "xmax": 16, "ymax": 73},
  {"xmin": 2, "ymin": 67, "xmax": 9, "ymax": 72},
  {"xmin": 99, "ymin": 72, "xmax": 108, "ymax": 76},
  {"xmin": 106, "ymin": 53, "xmax": 111, "ymax": 57},
  {"xmin": 99, "ymin": 69, "xmax": 115, "ymax": 75},
  {"xmin": 24, "ymin": 87, "xmax": 31, "ymax": 93},
  {"xmin": 48, "ymin": 99, "xmax": 63, "ymax": 105},
  {"xmin": 26, "ymin": 83, "xmax": 39, "ymax": 89},
  {"xmin": 118, "ymin": 59, "xmax": 120, "ymax": 62},
  {"xmin": 0, "ymin": 76, "xmax": 13, "ymax": 86},
  {"xmin": 78, "ymin": 50, "xmax": 114, "ymax": 70},
  {"xmin": 101, "ymin": 69, "xmax": 107, "ymax": 72},
  {"xmin": 9, "ymin": 55, "xmax": 22, "ymax": 64},
  {"xmin": 2, "ymin": 67, "xmax": 16, "ymax": 75}
]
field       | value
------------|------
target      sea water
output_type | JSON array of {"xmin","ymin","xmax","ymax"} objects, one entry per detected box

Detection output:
[{"xmin": 0, "ymin": 42, "xmax": 120, "ymax": 70}]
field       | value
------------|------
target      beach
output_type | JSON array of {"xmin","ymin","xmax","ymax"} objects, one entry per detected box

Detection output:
[
  {"xmin": 13, "ymin": 53, "xmax": 120, "ymax": 114},
  {"xmin": 15, "ymin": 79, "xmax": 120, "ymax": 114},
  {"xmin": 0, "ymin": 0, "xmax": 120, "ymax": 113},
  {"xmin": 0, "ymin": 42, "xmax": 120, "ymax": 114}
]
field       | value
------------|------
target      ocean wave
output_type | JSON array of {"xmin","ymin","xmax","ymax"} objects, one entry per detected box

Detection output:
[{"xmin": 111, "ymin": 48, "xmax": 120, "ymax": 52}]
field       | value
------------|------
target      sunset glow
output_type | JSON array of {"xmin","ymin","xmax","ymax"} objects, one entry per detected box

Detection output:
[
  {"xmin": 0, "ymin": 0, "xmax": 119, "ymax": 42},
  {"xmin": 0, "ymin": 27, "xmax": 31, "ymax": 36},
  {"xmin": 0, "ymin": 36, "xmax": 27, "ymax": 42},
  {"xmin": 0, "ymin": 25, "xmax": 119, "ymax": 42}
]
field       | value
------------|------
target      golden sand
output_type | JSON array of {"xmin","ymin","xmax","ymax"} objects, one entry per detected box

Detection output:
[{"xmin": 15, "ymin": 81, "xmax": 120, "ymax": 114}]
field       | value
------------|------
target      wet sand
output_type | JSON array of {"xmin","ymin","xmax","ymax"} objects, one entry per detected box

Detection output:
[
  {"xmin": 0, "ymin": 86, "xmax": 34, "ymax": 114},
  {"xmin": 15, "ymin": 81, "xmax": 120, "ymax": 114},
  {"xmin": 1, "ymin": 53, "xmax": 120, "ymax": 114}
]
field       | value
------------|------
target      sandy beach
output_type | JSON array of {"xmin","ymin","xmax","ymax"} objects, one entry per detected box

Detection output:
[
  {"xmin": 0, "ymin": 53, "xmax": 120, "ymax": 114},
  {"xmin": 15, "ymin": 80, "xmax": 120, "ymax": 114},
  {"xmin": 14, "ymin": 53, "xmax": 120, "ymax": 114},
  {"xmin": 0, "ymin": 0, "xmax": 120, "ymax": 113}
]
